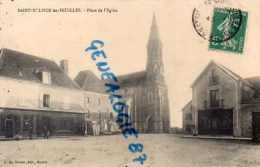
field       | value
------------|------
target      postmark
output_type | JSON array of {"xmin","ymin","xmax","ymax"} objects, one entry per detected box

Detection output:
[
  {"xmin": 209, "ymin": 8, "xmax": 248, "ymax": 53},
  {"xmin": 191, "ymin": 0, "xmax": 248, "ymax": 54},
  {"xmin": 192, "ymin": 0, "xmax": 233, "ymax": 42}
]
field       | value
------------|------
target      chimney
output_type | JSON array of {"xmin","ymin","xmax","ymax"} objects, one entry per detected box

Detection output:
[{"xmin": 60, "ymin": 59, "xmax": 68, "ymax": 75}]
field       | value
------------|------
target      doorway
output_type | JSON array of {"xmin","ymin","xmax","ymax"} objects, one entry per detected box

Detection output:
[
  {"xmin": 147, "ymin": 116, "xmax": 154, "ymax": 133},
  {"xmin": 252, "ymin": 112, "xmax": 260, "ymax": 140},
  {"xmin": 42, "ymin": 116, "xmax": 51, "ymax": 134},
  {"xmin": 5, "ymin": 116, "xmax": 14, "ymax": 138}
]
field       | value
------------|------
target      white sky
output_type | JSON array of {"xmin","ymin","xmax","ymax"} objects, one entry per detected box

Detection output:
[{"xmin": 0, "ymin": 0, "xmax": 259, "ymax": 127}]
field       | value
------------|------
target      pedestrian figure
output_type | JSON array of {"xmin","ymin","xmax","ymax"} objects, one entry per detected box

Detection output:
[
  {"xmin": 29, "ymin": 125, "xmax": 33, "ymax": 140},
  {"xmin": 43, "ymin": 125, "xmax": 48, "ymax": 139}
]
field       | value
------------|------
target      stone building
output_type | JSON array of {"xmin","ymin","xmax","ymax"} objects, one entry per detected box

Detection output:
[
  {"xmin": 74, "ymin": 70, "xmax": 117, "ymax": 134},
  {"xmin": 0, "ymin": 48, "xmax": 85, "ymax": 138},
  {"xmin": 75, "ymin": 14, "xmax": 170, "ymax": 133},
  {"xmin": 184, "ymin": 60, "xmax": 260, "ymax": 137}
]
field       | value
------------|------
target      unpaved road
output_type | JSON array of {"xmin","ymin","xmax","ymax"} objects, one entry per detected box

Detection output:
[{"xmin": 0, "ymin": 134, "xmax": 260, "ymax": 167}]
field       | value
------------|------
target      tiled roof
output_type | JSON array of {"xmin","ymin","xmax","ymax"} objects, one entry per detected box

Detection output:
[
  {"xmin": 0, "ymin": 48, "xmax": 81, "ymax": 90},
  {"xmin": 74, "ymin": 70, "xmax": 106, "ymax": 93},
  {"xmin": 116, "ymin": 71, "xmax": 146, "ymax": 88}
]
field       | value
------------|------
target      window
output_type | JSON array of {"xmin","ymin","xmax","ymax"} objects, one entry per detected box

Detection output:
[
  {"xmin": 42, "ymin": 72, "xmax": 51, "ymax": 84},
  {"xmin": 1, "ymin": 115, "xmax": 5, "ymax": 131},
  {"xmin": 110, "ymin": 112, "xmax": 114, "ymax": 121},
  {"xmin": 97, "ymin": 98, "xmax": 101, "ymax": 105},
  {"xmin": 209, "ymin": 69, "xmax": 218, "ymax": 85},
  {"xmin": 43, "ymin": 94, "xmax": 50, "ymax": 107},
  {"xmin": 59, "ymin": 118, "xmax": 69, "ymax": 131},
  {"xmin": 210, "ymin": 90, "xmax": 219, "ymax": 108},
  {"xmin": 14, "ymin": 115, "xmax": 21, "ymax": 131},
  {"xmin": 185, "ymin": 113, "xmax": 192, "ymax": 120},
  {"xmin": 23, "ymin": 116, "xmax": 32, "ymax": 131},
  {"xmin": 64, "ymin": 96, "xmax": 70, "ymax": 109},
  {"xmin": 86, "ymin": 97, "xmax": 90, "ymax": 103}
]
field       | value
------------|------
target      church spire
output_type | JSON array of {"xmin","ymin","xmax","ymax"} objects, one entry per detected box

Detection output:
[
  {"xmin": 147, "ymin": 13, "xmax": 162, "ymax": 46},
  {"xmin": 146, "ymin": 13, "xmax": 164, "ymax": 84}
]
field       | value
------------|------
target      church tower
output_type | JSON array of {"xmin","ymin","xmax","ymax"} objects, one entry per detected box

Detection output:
[
  {"xmin": 146, "ymin": 13, "xmax": 164, "ymax": 84},
  {"xmin": 144, "ymin": 14, "xmax": 170, "ymax": 133}
]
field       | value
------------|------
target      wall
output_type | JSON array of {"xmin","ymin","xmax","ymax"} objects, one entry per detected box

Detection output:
[
  {"xmin": 0, "ymin": 77, "xmax": 85, "ymax": 113},
  {"xmin": 182, "ymin": 102, "xmax": 193, "ymax": 134},
  {"xmin": 192, "ymin": 63, "xmax": 241, "ymax": 136},
  {"xmin": 84, "ymin": 91, "xmax": 113, "ymax": 122},
  {"xmin": 241, "ymin": 104, "xmax": 253, "ymax": 137}
]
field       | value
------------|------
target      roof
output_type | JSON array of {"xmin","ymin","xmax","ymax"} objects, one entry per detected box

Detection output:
[
  {"xmin": 116, "ymin": 71, "xmax": 146, "ymax": 88},
  {"xmin": 191, "ymin": 60, "xmax": 255, "ymax": 88},
  {"xmin": 0, "ymin": 48, "xmax": 81, "ymax": 90},
  {"xmin": 245, "ymin": 77, "xmax": 260, "ymax": 91},
  {"xmin": 181, "ymin": 101, "xmax": 192, "ymax": 112},
  {"xmin": 74, "ymin": 70, "xmax": 146, "ymax": 93},
  {"xmin": 74, "ymin": 70, "xmax": 106, "ymax": 93},
  {"xmin": 147, "ymin": 13, "xmax": 162, "ymax": 46}
]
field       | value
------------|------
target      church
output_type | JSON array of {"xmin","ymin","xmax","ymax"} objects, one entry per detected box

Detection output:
[{"xmin": 75, "ymin": 14, "xmax": 170, "ymax": 133}]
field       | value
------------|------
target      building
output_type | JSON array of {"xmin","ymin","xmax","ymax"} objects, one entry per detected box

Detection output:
[
  {"xmin": 75, "ymin": 14, "xmax": 170, "ymax": 133},
  {"xmin": 0, "ymin": 49, "xmax": 85, "ymax": 138},
  {"xmin": 74, "ymin": 70, "xmax": 117, "ymax": 135},
  {"xmin": 182, "ymin": 101, "xmax": 193, "ymax": 134},
  {"xmin": 185, "ymin": 60, "xmax": 260, "ymax": 138}
]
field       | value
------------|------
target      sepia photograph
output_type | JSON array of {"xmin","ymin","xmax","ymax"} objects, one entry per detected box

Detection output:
[{"xmin": 0, "ymin": 0, "xmax": 260, "ymax": 166}]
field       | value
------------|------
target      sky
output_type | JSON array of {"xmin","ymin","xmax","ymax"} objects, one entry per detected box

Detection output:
[{"xmin": 0, "ymin": 0, "xmax": 260, "ymax": 127}]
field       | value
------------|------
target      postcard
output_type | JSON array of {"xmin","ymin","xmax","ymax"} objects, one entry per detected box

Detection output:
[{"xmin": 0, "ymin": 0, "xmax": 260, "ymax": 166}]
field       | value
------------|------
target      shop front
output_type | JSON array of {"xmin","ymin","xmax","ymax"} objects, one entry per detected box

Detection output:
[
  {"xmin": 198, "ymin": 108, "xmax": 233, "ymax": 135},
  {"xmin": 0, "ymin": 108, "xmax": 85, "ymax": 139}
]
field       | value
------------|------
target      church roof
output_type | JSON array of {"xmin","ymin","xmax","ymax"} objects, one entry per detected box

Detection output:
[
  {"xmin": 147, "ymin": 13, "xmax": 162, "ymax": 46},
  {"xmin": 0, "ymin": 48, "xmax": 81, "ymax": 90},
  {"xmin": 117, "ymin": 71, "xmax": 146, "ymax": 88}
]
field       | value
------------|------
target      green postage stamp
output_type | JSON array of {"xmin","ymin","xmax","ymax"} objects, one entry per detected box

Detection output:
[{"xmin": 209, "ymin": 8, "xmax": 248, "ymax": 54}]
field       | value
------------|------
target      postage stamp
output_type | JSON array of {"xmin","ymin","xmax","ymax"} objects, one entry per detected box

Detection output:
[{"xmin": 209, "ymin": 8, "xmax": 248, "ymax": 53}]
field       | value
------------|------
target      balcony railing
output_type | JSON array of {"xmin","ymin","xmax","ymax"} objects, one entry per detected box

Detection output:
[
  {"xmin": 204, "ymin": 99, "xmax": 224, "ymax": 109},
  {"xmin": 209, "ymin": 76, "xmax": 219, "ymax": 85}
]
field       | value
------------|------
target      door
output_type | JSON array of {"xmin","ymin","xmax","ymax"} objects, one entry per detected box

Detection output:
[
  {"xmin": 42, "ymin": 116, "xmax": 51, "ymax": 135},
  {"xmin": 147, "ymin": 117, "xmax": 154, "ymax": 133},
  {"xmin": 5, "ymin": 119, "xmax": 14, "ymax": 138},
  {"xmin": 252, "ymin": 112, "xmax": 260, "ymax": 139}
]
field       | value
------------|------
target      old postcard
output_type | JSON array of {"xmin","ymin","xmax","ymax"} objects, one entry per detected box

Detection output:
[{"xmin": 0, "ymin": 0, "xmax": 260, "ymax": 166}]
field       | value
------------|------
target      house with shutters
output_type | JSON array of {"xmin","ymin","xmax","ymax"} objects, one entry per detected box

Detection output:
[
  {"xmin": 0, "ymin": 48, "xmax": 85, "ymax": 138},
  {"xmin": 184, "ymin": 60, "xmax": 260, "ymax": 138}
]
